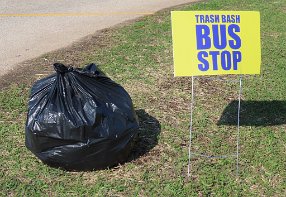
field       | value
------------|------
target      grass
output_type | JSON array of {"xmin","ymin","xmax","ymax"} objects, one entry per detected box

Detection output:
[{"xmin": 1, "ymin": 0, "xmax": 286, "ymax": 196}]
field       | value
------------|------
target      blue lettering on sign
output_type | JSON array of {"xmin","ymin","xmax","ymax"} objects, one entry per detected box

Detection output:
[
  {"xmin": 209, "ymin": 51, "xmax": 220, "ymax": 70},
  {"xmin": 196, "ymin": 25, "xmax": 211, "ymax": 49},
  {"xmin": 228, "ymin": 24, "xmax": 241, "ymax": 49},
  {"xmin": 197, "ymin": 51, "xmax": 242, "ymax": 71},
  {"xmin": 222, "ymin": 15, "xmax": 240, "ymax": 23},
  {"xmin": 195, "ymin": 14, "xmax": 220, "ymax": 23},
  {"xmin": 221, "ymin": 51, "xmax": 232, "ymax": 70},
  {"xmin": 195, "ymin": 15, "xmax": 242, "ymax": 72},
  {"xmin": 198, "ymin": 51, "xmax": 209, "ymax": 71},
  {"xmin": 233, "ymin": 51, "xmax": 242, "ymax": 70},
  {"xmin": 213, "ymin": 25, "xmax": 227, "ymax": 49}
]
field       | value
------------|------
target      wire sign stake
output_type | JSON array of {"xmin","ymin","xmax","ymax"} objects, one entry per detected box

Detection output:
[
  {"xmin": 187, "ymin": 76, "xmax": 243, "ymax": 177},
  {"xmin": 171, "ymin": 11, "xmax": 261, "ymax": 178},
  {"xmin": 187, "ymin": 76, "xmax": 195, "ymax": 176}
]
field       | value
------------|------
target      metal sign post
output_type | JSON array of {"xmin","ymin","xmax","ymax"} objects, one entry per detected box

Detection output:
[
  {"xmin": 187, "ymin": 76, "xmax": 195, "ymax": 176},
  {"xmin": 187, "ymin": 76, "xmax": 243, "ymax": 177},
  {"xmin": 236, "ymin": 76, "xmax": 242, "ymax": 176}
]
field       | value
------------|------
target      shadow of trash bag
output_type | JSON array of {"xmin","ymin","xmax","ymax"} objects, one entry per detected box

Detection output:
[{"xmin": 25, "ymin": 63, "xmax": 139, "ymax": 171}]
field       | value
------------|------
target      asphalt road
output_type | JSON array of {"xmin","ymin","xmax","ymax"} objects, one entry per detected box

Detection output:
[{"xmin": 0, "ymin": 0, "xmax": 198, "ymax": 76}]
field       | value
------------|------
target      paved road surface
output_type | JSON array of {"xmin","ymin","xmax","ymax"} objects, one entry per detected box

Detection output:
[{"xmin": 0, "ymin": 0, "xmax": 198, "ymax": 76}]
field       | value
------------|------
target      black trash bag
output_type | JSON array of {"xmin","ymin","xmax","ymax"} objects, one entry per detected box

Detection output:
[{"xmin": 25, "ymin": 63, "xmax": 139, "ymax": 171}]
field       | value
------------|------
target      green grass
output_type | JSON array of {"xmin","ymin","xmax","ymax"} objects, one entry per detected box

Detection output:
[{"xmin": 1, "ymin": 0, "xmax": 286, "ymax": 196}]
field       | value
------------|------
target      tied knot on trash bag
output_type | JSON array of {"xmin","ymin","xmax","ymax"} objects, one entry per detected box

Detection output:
[
  {"xmin": 25, "ymin": 63, "xmax": 139, "ymax": 171},
  {"xmin": 53, "ymin": 63, "xmax": 74, "ymax": 73}
]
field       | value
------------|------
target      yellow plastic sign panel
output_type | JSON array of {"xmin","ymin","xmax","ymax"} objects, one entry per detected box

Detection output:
[{"xmin": 171, "ymin": 11, "xmax": 261, "ymax": 76}]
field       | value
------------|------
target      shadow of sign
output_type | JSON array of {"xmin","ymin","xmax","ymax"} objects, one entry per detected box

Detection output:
[
  {"xmin": 218, "ymin": 100, "xmax": 286, "ymax": 126},
  {"xmin": 128, "ymin": 109, "xmax": 161, "ymax": 161}
]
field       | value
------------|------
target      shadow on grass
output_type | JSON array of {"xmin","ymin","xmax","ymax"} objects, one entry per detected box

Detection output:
[
  {"xmin": 218, "ymin": 100, "xmax": 286, "ymax": 126},
  {"xmin": 128, "ymin": 109, "xmax": 161, "ymax": 161}
]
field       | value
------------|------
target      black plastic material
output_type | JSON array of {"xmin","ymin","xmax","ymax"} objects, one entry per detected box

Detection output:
[{"xmin": 25, "ymin": 63, "xmax": 139, "ymax": 171}]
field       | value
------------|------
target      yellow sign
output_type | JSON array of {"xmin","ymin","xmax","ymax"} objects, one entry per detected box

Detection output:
[{"xmin": 171, "ymin": 11, "xmax": 261, "ymax": 76}]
